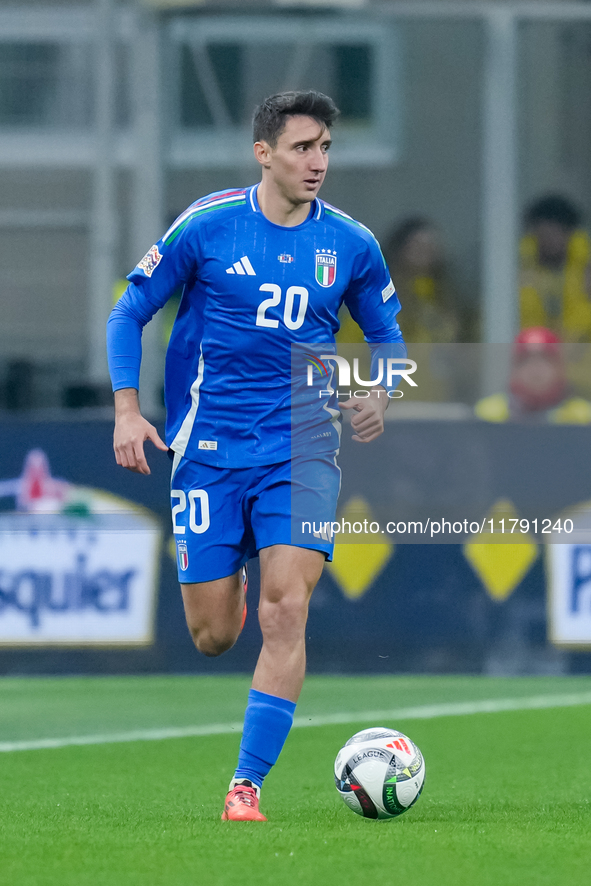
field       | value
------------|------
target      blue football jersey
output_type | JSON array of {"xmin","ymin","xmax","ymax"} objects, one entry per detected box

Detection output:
[{"xmin": 107, "ymin": 185, "xmax": 404, "ymax": 467}]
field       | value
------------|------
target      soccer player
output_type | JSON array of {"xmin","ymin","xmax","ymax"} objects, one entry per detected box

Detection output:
[{"xmin": 107, "ymin": 90, "xmax": 404, "ymax": 821}]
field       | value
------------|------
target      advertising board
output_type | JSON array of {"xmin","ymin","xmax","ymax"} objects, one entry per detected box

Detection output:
[{"xmin": 0, "ymin": 450, "xmax": 161, "ymax": 646}]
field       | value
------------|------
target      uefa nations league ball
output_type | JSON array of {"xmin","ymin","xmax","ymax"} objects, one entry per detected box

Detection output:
[{"xmin": 334, "ymin": 727, "xmax": 425, "ymax": 820}]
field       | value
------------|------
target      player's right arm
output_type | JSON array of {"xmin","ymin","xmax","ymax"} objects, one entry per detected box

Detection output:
[
  {"xmin": 340, "ymin": 231, "xmax": 406, "ymax": 442},
  {"xmin": 107, "ymin": 218, "xmax": 199, "ymax": 472}
]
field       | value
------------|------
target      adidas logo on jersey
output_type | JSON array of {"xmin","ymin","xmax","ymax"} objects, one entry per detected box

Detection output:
[{"xmin": 226, "ymin": 256, "xmax": 256, "ymax": 276}]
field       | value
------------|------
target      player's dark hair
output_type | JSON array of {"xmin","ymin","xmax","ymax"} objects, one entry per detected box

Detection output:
[
  {"xmin": 252, "ymin": 90, "xmax": 340, "ymax": 147},
  {"xmin": 525, "ymin": 195, "xmax": 582, "ymax": 229}
]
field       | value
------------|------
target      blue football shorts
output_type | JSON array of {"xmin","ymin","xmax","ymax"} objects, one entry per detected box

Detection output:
[{"xmin": 170, "ymin": 454, "xmax": 341, "ymax": 583}]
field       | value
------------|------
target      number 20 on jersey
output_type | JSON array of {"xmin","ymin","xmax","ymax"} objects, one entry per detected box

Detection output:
[{"xmin": 256, "ymin": 284, "xmax": 308, "ymax": 330}]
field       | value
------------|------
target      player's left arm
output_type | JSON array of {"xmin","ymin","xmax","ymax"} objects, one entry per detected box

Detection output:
[
  {"xmin": 341, "ymin": 233, "xmax": 406, "ymax": 443},
  {"xmin": 341, "ymin": 387, "xmax": 390, "ymax": 443}
]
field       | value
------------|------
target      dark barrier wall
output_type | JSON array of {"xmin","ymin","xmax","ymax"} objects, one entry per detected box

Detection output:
[
  {"xmin": 0, "ymin": 418, "xmax": 590, "ymax": 676},
  {"xmin": 336, "ymin": 420, "xmax": 591, "ymax": 533}
]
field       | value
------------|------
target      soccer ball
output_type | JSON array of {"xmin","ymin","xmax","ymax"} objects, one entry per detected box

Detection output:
[{"xmin": 334, "ymin": 727, "xmax": 425, "ymax": 820}]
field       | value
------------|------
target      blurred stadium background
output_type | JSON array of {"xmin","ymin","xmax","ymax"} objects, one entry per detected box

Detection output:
[{"xmin": 2, "ymin": 0, "xmax": 591, "ymax": 678}]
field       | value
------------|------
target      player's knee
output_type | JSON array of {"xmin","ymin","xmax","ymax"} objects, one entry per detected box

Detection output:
[
  {"xmin": 188, "ymin": 623, "xmax": 236, "ymax": 657},
  {"xmin": 258, "ymin": 590, "xmax": 309, "ymax": 639}
]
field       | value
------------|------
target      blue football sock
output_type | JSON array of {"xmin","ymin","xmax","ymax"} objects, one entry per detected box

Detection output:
[{"xmin": 234, "ymin": 689, "xmax": 297, "ymax": 789}]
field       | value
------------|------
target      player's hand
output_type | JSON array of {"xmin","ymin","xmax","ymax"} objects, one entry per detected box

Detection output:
[
  {"xmin": 113, "ymin": 389, "xmax": 168, "ymax": 474},
  {"xmin": 340, "ymin": 388, "xmax": 389, "ymax": 443}
]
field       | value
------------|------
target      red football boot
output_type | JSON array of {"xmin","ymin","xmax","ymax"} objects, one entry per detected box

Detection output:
[{"xmin": 221, "ymin": 780, "xmax": 267, "ymax": 821}]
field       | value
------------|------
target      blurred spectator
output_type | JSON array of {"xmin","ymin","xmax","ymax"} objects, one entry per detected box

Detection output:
[
  {"xmin": 336, "ymin": 217, "xmax": 468, "ymax": 344},
  {"xmin": 475, "ymin": 327, "xmax": 591, "ymax": 424},
  {"xmin": 520, "ymin": 195, "xmax": 591, "ymax": 342},
  {"xmin": 384, "ymin": 218, "xmax": 465, "ymax": 343}
]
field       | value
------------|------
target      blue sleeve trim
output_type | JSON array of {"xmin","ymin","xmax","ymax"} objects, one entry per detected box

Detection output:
[{"xmin": 369, "ymin": 340, "xmax": 408, "ymax": 394}]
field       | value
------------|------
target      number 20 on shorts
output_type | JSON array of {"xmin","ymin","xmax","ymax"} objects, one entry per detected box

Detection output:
[{"xmin": 171, "ymin": 489, "xmax": 210, "ymax": 534}]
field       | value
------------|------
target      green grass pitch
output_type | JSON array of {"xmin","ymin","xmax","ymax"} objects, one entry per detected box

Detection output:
[{"xmin": 1, "ymin": 674, "xmax": 590, "ymax": 886}]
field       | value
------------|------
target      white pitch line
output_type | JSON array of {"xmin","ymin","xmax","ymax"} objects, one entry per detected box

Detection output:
[{"xmin": 2, "ymin": 691, "xmax": 591, "ymax": 754}]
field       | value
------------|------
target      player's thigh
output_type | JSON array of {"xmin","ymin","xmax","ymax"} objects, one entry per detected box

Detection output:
[
  {"xmin": 181, "ymin": 570, "xmax": 243, "ymax": 629},
  {"xmin": 259, "ymin": 544, "xmax": 325, "ymax": 603}
]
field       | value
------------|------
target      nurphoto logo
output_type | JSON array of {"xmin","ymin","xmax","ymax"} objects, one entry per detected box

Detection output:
[{"xmin": 305, "ymin": 354, "xmax": 418, "ymax": 399}]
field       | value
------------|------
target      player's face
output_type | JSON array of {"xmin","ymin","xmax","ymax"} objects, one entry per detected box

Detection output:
[{"xmin": 261, "ymin": 115, "xmax": 331, "ymax": 206}]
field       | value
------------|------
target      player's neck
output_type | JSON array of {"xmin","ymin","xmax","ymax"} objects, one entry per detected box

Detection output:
[{"xmin": 256, "ymin": 181, "xmax": 312, "ymax": 228}]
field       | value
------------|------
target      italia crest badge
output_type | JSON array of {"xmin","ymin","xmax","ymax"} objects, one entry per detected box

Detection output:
[
  {"xmin": 177, "ymin": 542, "xmax": 189, "ymax": 571},
  {"xmin": 315, "ymin": 250, "xmax": 337, "ymax": 287}
]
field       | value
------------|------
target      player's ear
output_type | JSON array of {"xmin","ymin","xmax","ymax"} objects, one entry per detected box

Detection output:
[{"xmin": 254, "ymin": 140, "xmax": 272, "ymax": 168}]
